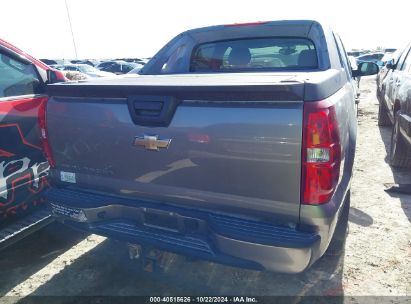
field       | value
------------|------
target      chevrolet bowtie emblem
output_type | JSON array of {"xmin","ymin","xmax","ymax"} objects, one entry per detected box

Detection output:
[{"xmin": 134, "ymin": 135, "xmax": 172, "ymax": 151}]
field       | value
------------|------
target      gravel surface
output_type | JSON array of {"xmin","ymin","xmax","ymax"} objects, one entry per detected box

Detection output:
[{"xmin": 0, "ymin": 77, "xmax": 410, "ymax": 300}]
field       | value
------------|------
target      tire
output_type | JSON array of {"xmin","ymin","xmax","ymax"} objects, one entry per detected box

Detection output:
[
  {"xmin": 390, "ymin": 111, "xmax": 411, "ymax": 168},
  {"xmin": 378, "ymin": 101, "xmax": 391, "ymax": 126},
  {"xmin": 325, "ymin": 191, "xmax": 350, "ymax": 256}
]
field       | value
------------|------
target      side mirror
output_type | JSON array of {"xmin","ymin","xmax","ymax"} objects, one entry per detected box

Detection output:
[
  {"xmin": 46, "ymin": 69, "xmax": 66, "ymax": 84},
  {"xmin": 385, "ymin": 61, "xmax": 396, "ymax": 70},
  {"xmin": 352, "ymin": 62, "xmax": 379, "ymax": 77}
]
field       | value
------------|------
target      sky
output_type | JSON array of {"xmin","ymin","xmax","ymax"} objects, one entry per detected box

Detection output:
[{"xmin": 0, "ymin": 0, "xmax": 409, "ymax": 59}]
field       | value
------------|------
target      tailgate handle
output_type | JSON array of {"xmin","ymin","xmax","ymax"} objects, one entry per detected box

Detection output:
[
  {"xmin": 127, "ymin": 95, "xmax": 179, "ymax": 127},
  {"xmin": 134, "ymin": 101, "xmax": 163, "ymax": 117}
]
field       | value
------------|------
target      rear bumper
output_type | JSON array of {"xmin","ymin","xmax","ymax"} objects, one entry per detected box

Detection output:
[{"xmin": 46, "ymin": 188, "xmax": 321, "ymax": 273}]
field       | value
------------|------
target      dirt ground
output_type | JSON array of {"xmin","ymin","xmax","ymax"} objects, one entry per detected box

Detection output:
[{"xmin": 0, "ymin": 77, "xmax": 410, "ymax": 301}]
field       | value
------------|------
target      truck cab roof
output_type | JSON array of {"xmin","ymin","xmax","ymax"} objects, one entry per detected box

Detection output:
[{"xmin": 140, "ymin": 20, "xmax": 341, "ymax": 74}]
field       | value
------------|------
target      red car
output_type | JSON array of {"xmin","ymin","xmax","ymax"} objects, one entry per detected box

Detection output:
[{"xmin": 0, "ymin": 38, "xmax": 65, "ymax": 249}]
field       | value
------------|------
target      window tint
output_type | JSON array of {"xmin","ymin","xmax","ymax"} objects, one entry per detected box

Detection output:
[
  {"xmin": 189, "ymin": 38, "xmax": 317, "ymax": 72},
  {"xmin": 161, "ymin": 44, "xmax": 187, "ymax": 73},
  {"xmin": 0, "ymin": 53, "xmax": 42, "ymax": 98}
]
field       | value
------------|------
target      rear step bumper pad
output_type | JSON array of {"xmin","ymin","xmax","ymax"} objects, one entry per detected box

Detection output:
[{"xmin": 46, "ymin": 188, "xmax": 320, "ymax": 273}]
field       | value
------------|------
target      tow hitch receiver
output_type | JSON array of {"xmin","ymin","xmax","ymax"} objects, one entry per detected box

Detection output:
[{"xmin": 128, "ymin": 243, "xmax": 172, "ymax": 272}]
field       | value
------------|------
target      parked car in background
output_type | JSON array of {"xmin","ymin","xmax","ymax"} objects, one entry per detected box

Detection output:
[
  {"xmin": 384, "ymin": 48, "xmax": 397, "ymax": 53},
  {"xmin": 377, "ymin": 49, "xmax": 402, "ymax": 96},
  {"xmin": 139, "ymin": 58, "xmax": 151, "ymax": 65},
  {"xmin": 348, "ymin": 50, "xmax": 368, "ymax": 57},
  {"xmin": 126, "ymin": 65, "xmax": 144, "ymax": 74},
  {"xmin": 115, "ymin": 58, "xmax": 148, "ymax": 65},
  {"xmin": 41, "ymin": 59, "xmax": 71, "ymax": 65},
  {"xmin": 56, "ymin": 64, "xmax": 116, "ymax": 78},
  {"xmin": 39, "ymin": 59, "xmax": 58, "ymax": 65},
  {"xmin": 74, "ymin": 59, "xmax": 100, "ymax": 67},
  {"xmin": 0, "ymin": 38, "xmax": 65, "ymax": 248},
  {"xmin": 356, "ymin": 52, "xmax": 385, "ymax": 67},
  {"xmin": 377, "ymin": 42, "xmax": 411, "ymax": 167},
  {"xmin": 99, "ymin": 61, "xmax": 139, "ymax": 74},
  {"xmin": 96, "ymin": 60, "xmax": 122, "ymax": 69}
]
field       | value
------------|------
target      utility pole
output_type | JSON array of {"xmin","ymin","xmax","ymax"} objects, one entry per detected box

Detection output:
[{"xmin": 64, "ymin": 0, "xmax": 78, "ymax": 59}]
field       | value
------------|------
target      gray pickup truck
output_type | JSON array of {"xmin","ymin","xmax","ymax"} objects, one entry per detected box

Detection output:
[{"xmin": 44, "ymin": 20, "xmax": 378, "ymax": 273}]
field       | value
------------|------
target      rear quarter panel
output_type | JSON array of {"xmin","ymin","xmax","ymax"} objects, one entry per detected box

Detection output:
[{"xmin": 299, "ymin": 80, "xmax": 356, "ymax": 256}]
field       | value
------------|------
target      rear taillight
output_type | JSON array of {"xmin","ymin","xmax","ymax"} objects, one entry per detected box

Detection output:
[
  {"xmin": 38, "ymin": 98, "xmax": 56, "ymax": 168},
  {"xmin": 301, "ymin": 99, "xmax": 341, "ymax": 204}
]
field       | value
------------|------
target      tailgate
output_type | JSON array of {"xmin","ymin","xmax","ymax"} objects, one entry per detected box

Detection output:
[{"xmin": 46, "ymin": 75, "xmax": 304, "ymax": 223}]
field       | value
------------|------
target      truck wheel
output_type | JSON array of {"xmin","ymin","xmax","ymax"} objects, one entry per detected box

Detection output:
[
  {"xmin": 378, "ymin": 102, "xmax": 391, "ymax": 126},
  {"xmin": 390, "ymin": 111, "xmax": 411, "ymax": 168},
  {"xmin": 325, "ymin": 191, "xmax": 350, "ymax": 256}
]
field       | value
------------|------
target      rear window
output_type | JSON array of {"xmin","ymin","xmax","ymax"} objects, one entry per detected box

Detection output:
[{"xmin": 190, "ymin": 37, "xmax": 317, "ymax": 72}]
